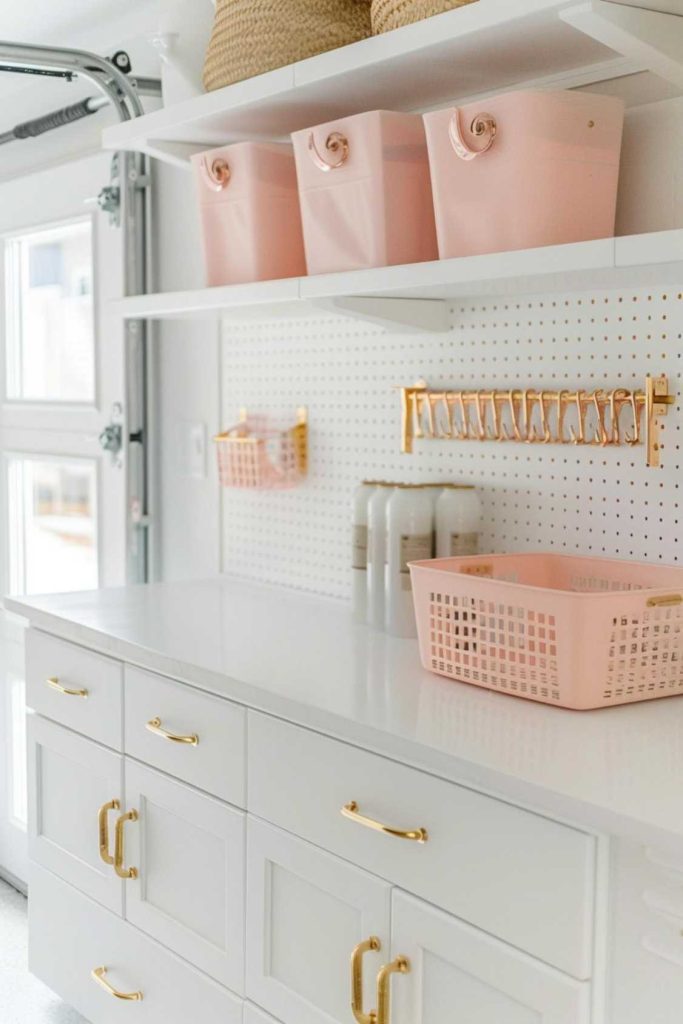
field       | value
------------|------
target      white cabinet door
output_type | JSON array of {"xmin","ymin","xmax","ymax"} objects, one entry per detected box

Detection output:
[
  {"xmin": 28, "ymin": 714, "xmax": 123, "ymax": 913},
  {"xmin": 391, "ymin": 892, "xmax": 591, "ymax": 1024},
  {"xmin": 246, "ymin": 819, "xmax": 391, "ymax": 1024},
  {"xmin": 124, "ymin": 759, "xmax": 245, "ymax": 994}
]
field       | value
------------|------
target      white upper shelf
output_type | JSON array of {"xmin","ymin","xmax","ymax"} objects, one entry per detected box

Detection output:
[
  {"xmin": 103, "ymin": 0, "xmax": 647, "ymax": 167},
  {"xmin": 113, "ymin": 229, "xmax": 683, "ymax": 333}
]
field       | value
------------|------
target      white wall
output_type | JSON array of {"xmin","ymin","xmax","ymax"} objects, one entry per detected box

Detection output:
[{"xmin": 153, "ymin": 161, "xmax": 222, "ymax": 581}]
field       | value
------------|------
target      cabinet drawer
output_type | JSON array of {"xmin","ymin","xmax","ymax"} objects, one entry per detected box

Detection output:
[
  {"xmin": 29, "ymin": 864, "xmax": 243, "ymax": 1024},
  {"xmin": 26, "ymin": 630, "xmax": 122, "ymax": 750},
  {"xmin": 248, "ymin": 713, "xmax": 595, "ymax": 980},
  {"xmin": 125, "ymin": 666, "xmax": 246, "ymax": 806}
]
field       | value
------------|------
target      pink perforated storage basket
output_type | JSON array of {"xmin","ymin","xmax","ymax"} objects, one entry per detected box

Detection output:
[
  {"xmin": 214, "ymin": 414, "xmax": 306, "ymax": 489},
  {"xmin": 409, "ymin": 554, "xmax": 683, "ymax": 710}
]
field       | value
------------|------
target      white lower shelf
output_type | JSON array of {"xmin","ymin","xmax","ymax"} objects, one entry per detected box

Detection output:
[{"xmin": 113, "ymin": 229, "xmax": 683, "ymax": 332}]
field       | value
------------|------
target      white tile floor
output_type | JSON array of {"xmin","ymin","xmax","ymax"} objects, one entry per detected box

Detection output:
[{"xmin": 0, "ymin": 878, "xmax": 88, "ymax": 1023}]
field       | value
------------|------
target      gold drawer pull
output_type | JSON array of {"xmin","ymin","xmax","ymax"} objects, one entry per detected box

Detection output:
[
  {"xmin": 351, "ymin": 936, "xmax": 381, "ymax": 1024},
  {"xmin": 114, "ymin": 810, "xmax": 138, "ymax": 879},
  {"xmin": 98, "ymin": 799, "xmax": 120, "ymax": 866},
  {"xmin": 47, "ymin": 676, "xmax": 88, "ymax": 698},
  {"xmin": 146, "ymin": 717, "xmax": 198, "ymax": 746},
  {"xmin": 377, "ymin": 956, "xmax": 410, "ymax": 1024},
  {"xmin": 342, "ymin": 801, "xmax": 428, "ymax": 843},
  {"xmin": 91, "ymin": 966, "xmax": 143, "ymax": 1001}
]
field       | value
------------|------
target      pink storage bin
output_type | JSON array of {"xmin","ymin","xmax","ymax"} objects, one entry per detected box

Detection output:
[
  {"xmin": 192, "ymin": 142, "xmax": 306, "ymax": 287},
  {"xmin": 291, "ymin": 110, "xmax": 438, "ymax": 274},
  {"xmin": 409, "ymin": 553, "xmax": 683, "ymax": 710},
  {"xmin": 422, "ymin": 90, "xmax": 625, "ymax": 259},
  {"xmin": 214, "ymin": 410, "xmax": 307, "ymax": 490}
]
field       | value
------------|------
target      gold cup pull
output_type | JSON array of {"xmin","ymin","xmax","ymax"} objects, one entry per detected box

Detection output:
[
  {"xmin": 351, "ymin": 936, "xmax": 381, "ymax": 1024},
  {"xmin": 114, "ymin": 810, "xmax": 138, "ymax": 880},
  {"xmin": 91, "ymin": 966, "xmax": 143, "ymax": 1001},
  {"xmin": 146, "ymin": 717, "xmax": 199, "ymax": 746},
  {"xmin": 98, "ymin": 798, "xmax": 120, "ymax": 866},
  {"xmin": 342, "ymin": 802, "xmax": 428, "ymax": 844},
  {"xmin": 376, "ymin": 956, "xmax": 410, "ymax": 1024},
  {"xmin": 47, "ymin": 676, "xmax": 88, "ymax": 698}
]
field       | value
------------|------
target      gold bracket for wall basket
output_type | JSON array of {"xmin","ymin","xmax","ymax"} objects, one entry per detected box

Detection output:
[{"xmin": 399, "ymin": 375, "xmax": 675, "ymax": 467}]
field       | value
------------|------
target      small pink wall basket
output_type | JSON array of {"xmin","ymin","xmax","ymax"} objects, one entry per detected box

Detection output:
[
  {"xmin": 409, "ymin": 553, "xmax": 683, "ymax": 710},
  {"xmin": 214, "ymin": 409, "xmax": 307, "ymax": 489}
]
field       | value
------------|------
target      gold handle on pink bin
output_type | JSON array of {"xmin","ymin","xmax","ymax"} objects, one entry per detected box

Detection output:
[
  {"xmin": 308, "ymin": 131, "xmax": 349, "ymax": 171},
  {"xmin": 647, "ymin": 594, "xmax": 683, "ymax": 608},
  {"xmin": 201, "ymin": 155, "xmax": 231, "ymax": 191},
  {"xmin": 449, "ymin": 109, "xmax": 497, "ymax": 161}
]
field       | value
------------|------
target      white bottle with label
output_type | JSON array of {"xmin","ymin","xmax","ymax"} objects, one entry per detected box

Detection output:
[
  {"xmin": 385, "ymin": 485, "xmax": 434, "ymax": 638},
  {"xmin": 351, "ymin": 481, "xmax": 377, "ymax": 621},
  {"xmin": 367, "ymin": 483, "xmax": 394, "ymax": 630},
  {"xmin": 435, "ymin": 485, "xmax": 481, "ymax": 558}
]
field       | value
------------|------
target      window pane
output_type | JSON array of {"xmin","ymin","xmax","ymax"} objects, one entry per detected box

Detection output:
[
  {"xmin": 5, "ymin": 218, "xmax": 95, "ymax": 402},
  {"xmin": 8, "ymin": 457, "xmax": 98, "ymax": 595}
]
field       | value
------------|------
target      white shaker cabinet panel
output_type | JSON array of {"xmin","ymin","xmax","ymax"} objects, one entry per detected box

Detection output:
[
  {"xmin": 391, "ymin": 892, "xmax": 591, "ymax": 1024},
  {"xmin": 28, "ymin": 715, "xmax": 124, "ymax": 914},
  {"xmin": 30, "ymin": 863, "xmax": 243, "ymax": 1024},
  {"xmin": 124, "ymin": 665, "xmax": 246, "ymax": 805},
  {"xmin": 246, "ymin": 818, "xmax": 391, "ymax": 1024},
  {"xmin": 26, "ymin": 629, "xmax": 123, "ymax": 750},
  {"xmin": 124, "ymin": 759, "xmax": 246, "ymax": 993}
]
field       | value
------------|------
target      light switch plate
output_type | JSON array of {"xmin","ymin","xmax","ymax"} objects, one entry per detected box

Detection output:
[{"xmin": 176, "ymin": 420, "xmax": 207, "ymax": 479}]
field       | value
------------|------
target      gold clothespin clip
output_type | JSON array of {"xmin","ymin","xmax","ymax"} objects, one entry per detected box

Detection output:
[
  {"xmin": 556, "ymin": 391, "xmax": 569, "ymax": 443},
  {"xmin": 503, "ymin": 390, "xmax": 522, "ymax": 441},
  {"xmin": 569, "ymin": 392, "xmax": 586, "ymax": 445},
  {"xmin": 592, "ymin": 390, "xmax": 609, "ymax": 447}
]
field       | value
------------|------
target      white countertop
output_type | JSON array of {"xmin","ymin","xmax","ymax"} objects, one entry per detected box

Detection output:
[{"xmin": 7, "ymin": 576, "xmax": 683, "ymax": 852}]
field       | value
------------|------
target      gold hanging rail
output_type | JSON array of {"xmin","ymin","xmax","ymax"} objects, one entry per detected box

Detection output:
[{"xmin": 399, "ymin": 376, "xmax": 674, "ymax": 468}]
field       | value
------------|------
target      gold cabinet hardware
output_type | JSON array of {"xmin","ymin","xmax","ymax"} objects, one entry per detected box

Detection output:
[
  {"xmin": 145, "ymin": 716, "xmax": 199, "ymax": 746},
  {"xmin": 98, "ymin": 799, "xmax": 120, "ymax": 866},
  {"xmin": 342, "ymin": 801, "xmax": 428, "ymax": 843},
  {"xmin": 351, "ymin": 936, "xmax": 381, "ymax": 1024},
  {"xmin": 376, "ymin": 956, "xmax": 410, "ymax": 1024},
  {"xmin": 91, "ymin": 966, "xmax": 143, "ymax": 1001},
  {"xmin": 114, "ymin": 810, "xmax": 138, "ymax": 879},
  {"xmin": 46, "ymin": 676, "xmax": 88, "ymax": 698},
  {"xmin": 647, "ymin": 594, "xmax": 683, "ymax": 608}
]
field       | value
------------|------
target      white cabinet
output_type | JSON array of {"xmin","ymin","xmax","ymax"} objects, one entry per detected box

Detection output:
[
  {"xmin": 124, "ymin": 759, "xmax": 246, "ymax": 993},
  {"xmin": 23, "ymin": 626, "xmax": 606, "ymax": 1024},
  {"xmin": 30, "ymin": 863, "xmax": 243, "ymax": 1024},
  {"xmin": 246, "ymin": 818, "xmax": 391, "ymax": 1024},
  {"xmin": 390, "ymin": 892, "xmax": 591, "ymax": 1024},
  {"xmin": 28, "ymin": 715, "xmax": 124, "ymax": 913}
]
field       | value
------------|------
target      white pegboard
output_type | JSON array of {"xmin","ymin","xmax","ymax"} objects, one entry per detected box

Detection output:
[{"xmin": 220, "ymin": 285, "xmax": 681, "ymax": 599}]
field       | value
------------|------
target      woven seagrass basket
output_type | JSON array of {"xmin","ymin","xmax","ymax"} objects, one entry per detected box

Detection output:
[
  {"xmin": 371, "ymin": 0, "xmax": 477, "ymax": 34},
  {"xmin": 203, "ymin": 0, "xmax": 371, "ymax": 92}
]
